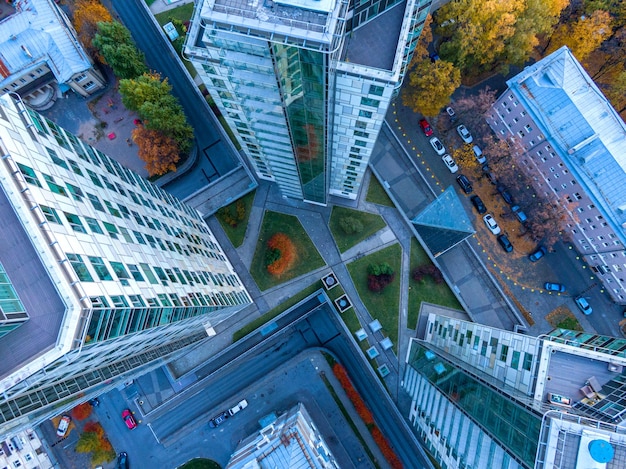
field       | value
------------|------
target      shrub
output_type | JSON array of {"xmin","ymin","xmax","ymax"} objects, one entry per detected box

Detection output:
[
  {"xmin": 264, "ymin": 248, "xmax": 281, "ymax": 267},
  {"xmin": 332, "ymin": 363, "xmax": 374, "ymax": 425},
  {"xmin": 339, "ymin": 216, "xmax": 364, "ymax": 235},
  {"xmin": 371, "ymin": 427, "xmax": 403, "ymax": 469},
  {"xmin": 266, "ymin": 233, "xmax": 296, "ymax": 276},
  {"xmin": 71, "ymin": 402, "xmax": 92, "ymax": 421},
  {"xmin": 217, "ymin": 200, "xmax": 246, "ymax": 228},
  {"xmin": 411, "ymin": 265, "xmax": 443, "ymax": 284},
  {"xmin": 367, "ymin": 263, "xmax": 395, "ymax": 292},
  {"xmin": 77, "ymin": 422, "xmax": 115, "ymax": 466}
]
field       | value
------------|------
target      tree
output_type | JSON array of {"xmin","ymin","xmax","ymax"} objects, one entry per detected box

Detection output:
[
  {"xmin": 450, "ymin": 144, "xmax": 477, "ymax": 169},
  {"xmin": 602, "ymin": 67, "xmax": 626, "ymax": 115},
  {"xmin": 413, "ymin": 14, "xmax": 433, "ymax": 61},
  {"xmin": 71, "ymin": 402, "xmax": 92, "ymax": 421},
  {"xmin": 339, "ymin": 217, "xmax": 363, "ymax": 235},
  {"xmin": 93, "ymin": 22, "xmax": 147, "ymax": 79},
  {"xmin": 120, "ymin": 73, "xmax": 194, "ymax": 152},
  {"xmin": 403, "ymin": 60, "xmax": 461, "ymax": 117},
  {"xmin": 547, "ymin": 10, "xmax": 613, "ymax": 61},
  {"xmin": 446, "ymin": 88, "xmax": 497, "ymax": 137},
  {"xmin": 76, "ymin": 430, "xmax": 100, "ymax": 454},
  {"xmin": 436, "ymin": 0, "xmax": 524, "ymax": 74},
  {"xmin": 132, "ymin": 126, "xmax": 180, "ymax": 176},
  {"xmin": 71, "ymin": 0, "xmax": 113, "ymax": 59}
]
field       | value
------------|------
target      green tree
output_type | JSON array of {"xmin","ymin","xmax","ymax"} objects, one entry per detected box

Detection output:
[
  {"xmin": 76, "ymin": 431, "xmax": 100, "ymax": 454},
  {"xmin": 93, "ymin": 21, "xmax": 147, "ymax": 79},
  {"xmin": 437, "ymin": 0, "xmax": 524, "ymax": 74},
  {"xmin": 71, "ymin": 0, "xmax": 113, "ymax": 59},
  {"xmin": 119, "ymin": 73, "xmax": 193, "ymax": 152},
  {"xmin": 547, "ymin": 10, "xmax": 613, "ymax": 61},
  {"xmin": 403, "ymin": 60, "xmax": 461, "ymax": 117},
  {"xmin": 339, "ymin": 217, "xmax": 364, "ymax": 235}
]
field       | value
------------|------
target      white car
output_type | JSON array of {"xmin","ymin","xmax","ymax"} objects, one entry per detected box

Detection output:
[
  {"xmin": 56, "ymin": 415, "xmax": 71, "ymax": 437},
  {"xmin": 429, "ymin": 137, "xmax": 446, "ymax": 156},
  {"xmin": 456, "ymin": 124, "xmax": 473, "ymax": 144},
  {"xmin": 228, "ymin": 399, "xmax": 248, "ymax": 416},
  {"xmin": 483, "ymin": 214, "xmax": 501, "ymax": 235},
  {"xmin": 441, "ymin": 154, "xmax": 458, "ymax": 173}
]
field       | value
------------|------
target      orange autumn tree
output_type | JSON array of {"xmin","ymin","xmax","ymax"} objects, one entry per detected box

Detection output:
[
  {"xmin": 71, "ymin": 0, "xmax": 113, "ymax": 60},
  {"xmin": 265, "ymin": 233, "xmax": 295, "ymax": 276},
  {"xmin": 71, "ymin": 402, "xmax": 92, "ymax": 421},
  {"xmin": 132, "ymin": 126, "xmax": 180, "ymax": 176}
]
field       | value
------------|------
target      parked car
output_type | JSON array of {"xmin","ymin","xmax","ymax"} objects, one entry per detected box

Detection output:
[
  {"xmin": 496, "ymin": 184, "xmax": 514, "ymax": 205},
  {"xmin": 430, "ymin": 137, "xmax": 446, "ymax": 155},
  {"xmin": 456, "ymin": 174, "xmax": 473, "ymax": 194},
  {"xmin": 544, "ymin": 282, "xmax": 566, "ymax": 293},
  {"xmin": 456, "ymin": 124, "xmax": 473, "ymax": 143},
  {"xmin": 228, "ymin": 399, "xmax": 248, "ymax": 417},
  {"xmin": 528, "ymin": 246, "xmax": 547, "ymax": 262},
  {"xmin": 575, "ymin": 296, "xmax": 593, "ymax": 315},
  {"xmin": 89, "ymin": 397, "xmax": 100, "ymax": 407},
  {"xmin": 441, "ymin": 154, "xmax": 458, "ymax": 173},
  {"xmin": 446, "ymin": 106, "xmax": 456, "ymax": 120},
  {"xmin": 470, "ymin": 195, "xmax": 487, "ymax": 214},
  {"xmin": 482, "ymin": 164, "xmax": 497, "ymax": 185},
  {"xmin": 511, "ymin": 205, "xmax": 527, "ymax": 223},
  {"xmin": 117, "ymin": 452, "xmax": 129, "ymax": 469},
  {"xmin": 429, "ymin": 53, "xmax": 440, "ymax": 63},
  {"xmin": 419, "ymin": 118, "xmax": 433, "ymax": 137},
  {"xmin": 497, "ymin": 234, "xmax": 513, "ymax": 252},
  {"xmin": 483, "ymin": 214, "xmax": 501, "ymax": 235},
  {"xmin": 472, "ymin": 145, "xmax": 486, "ymax": 164},
  {"xmin": 56, "ymin": 415, "xmax": 71, "ymax": 437},
  {"xmin": 122, "ymin": 409, "xmax": 137, "ymax": 430},
  {"xmin": 209, "ymin": 411, "xmax": 229, "ymax": 428}
]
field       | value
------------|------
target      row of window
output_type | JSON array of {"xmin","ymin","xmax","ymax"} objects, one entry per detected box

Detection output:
[{"xmin": 66, "ymin": 252, "xmax": 239, "ymax": 290}]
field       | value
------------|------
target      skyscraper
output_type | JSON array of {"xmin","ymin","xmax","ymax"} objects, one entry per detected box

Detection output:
[
  {"xmin": 185, "ymin": 0, "xmax": 432, "ymax": 203},
  {"xmin": 0, "ymin": 93, "xmax": 251, "ymax": 438}
]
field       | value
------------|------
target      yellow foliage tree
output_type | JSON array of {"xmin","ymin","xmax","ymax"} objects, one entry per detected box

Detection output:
[
  {"xmin": 72, "ymin": 0, "xmax": 113, "ymax": 59},
  {"xmin": 403, "ymin": 59, "xmax": 461, "ymax": 117},
  {"xmin": 547, "ymin": 10, "xmax": 613, "ymax": 61},
  {"xmin": 132, "ymin": 126, "xmax": 180, "ymax": 176}
]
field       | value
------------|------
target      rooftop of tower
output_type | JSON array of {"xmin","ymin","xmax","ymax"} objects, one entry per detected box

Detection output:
[{"xmin": 341, "ymin": 1, "xmax": 407, "ymax": 72}]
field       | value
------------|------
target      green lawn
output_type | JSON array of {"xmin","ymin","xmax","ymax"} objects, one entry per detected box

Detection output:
[
  {"xmin": 329, "ymin": 206, "xmax": 387, "ymax": 253},
  {"xmin": 250, "ymin": 211, "xmax": 325, "ymax": 291},
  {"xmin": 154, "ymin": 5, "xmax": 197, "ymax": 77},
  {"xmin": 347, "ymin": 244, "xmax": 401, "ymax": 352},
  {"xmin": 215, "ymin": 191, "xmax": 256, "ymax": 248},
  {"xmin": 366, "ymin": 177, "xmax": 395, "ymax": 207},
  {"xmin": 408, "ymin": 238, "xmax": 462, "ymax": 329}
]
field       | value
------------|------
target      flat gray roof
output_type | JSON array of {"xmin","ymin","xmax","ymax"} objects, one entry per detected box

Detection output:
[
  {"xmin": 0, "ymin": 188, "xmax": 65, "ymax": 380},
  {"xmin": 342, "ymin": 1, "xmax": 406, "ymax": 71}
]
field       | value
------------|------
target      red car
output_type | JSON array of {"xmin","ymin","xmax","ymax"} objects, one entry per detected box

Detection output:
[
  {"xmin": 122, "ymin": 409, "xmax": 137, "ymax": 429},
  {"xmin": 419, "ymin": 118, "xmax": 433, "ymax": 137}
]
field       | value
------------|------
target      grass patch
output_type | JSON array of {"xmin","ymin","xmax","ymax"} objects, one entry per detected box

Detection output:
[
  {"xmin": 144, "ymin": 0, "xmax": 157, "ymax": 6},
  {"xmin": 408, "ymin": 238, "xmax": 463, "ymax": 329},
  {"xmin": 154, "ymin": 5, "xmax": 197, "ymax": 77},
  {"xmin": 215, "ymin": 190, "xmax": 255, "ymax": 247},
  {"xmin": 347, "ymin": 244, "xmax": 401, "ymax": 352},
  {"xmin": 546, "ymin": 305, "xmax": 583, "ymax": 331},
  {"xmin": 250, "ymin": 211, "xmax": 325, "ymax": 291},
  {"xmin": 329, "ymin": 206, "xmax": 387, "ymax": 253},
  {"xmin": 366, "ymin": 177, "xmax": 395, "ymax": 207}
]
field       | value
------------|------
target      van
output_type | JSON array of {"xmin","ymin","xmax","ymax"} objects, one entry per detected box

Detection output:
[{"xmin": 472, "ymin": 145, "xmax": 486, "ymax": 164}]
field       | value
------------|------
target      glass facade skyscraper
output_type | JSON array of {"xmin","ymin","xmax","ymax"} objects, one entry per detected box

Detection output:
[
  {"xmin": 185, "ymin": 0, "xmax": 432, "ymax": 203},
  {"xmin": 0, "ymin": 94, "xmax": 251, "ymax": 438}
]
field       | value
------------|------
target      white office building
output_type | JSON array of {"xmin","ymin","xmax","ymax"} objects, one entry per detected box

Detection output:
[
  {"xmin": 488, "ymin": 46, "xmax": 626, "ymax": 304},
  {"xmin": 185, "ymin": 0, "xmax": 432, "ymax": 204},
  {"xmin": 0, "ymin": 93, "xmax": 251, "ymax": 438}
]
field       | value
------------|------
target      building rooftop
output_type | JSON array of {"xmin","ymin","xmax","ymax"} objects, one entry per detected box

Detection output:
[
  {"xmin": 0, "ymin": 188, "xmax": 65, "ymax": 382},
  {"xmin": 341, "ymin": 1, "xmax": 406, "ymax": 71},
  {"xmin": 0, "ymin": 0, "xmax": 92, "ymax": 87},
  {"xmin": 507, "ymin": 46, "xmax": 626, "ymax": 231}
]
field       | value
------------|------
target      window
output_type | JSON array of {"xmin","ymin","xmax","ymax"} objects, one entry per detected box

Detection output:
[
  {"xmin": 523, "ymin": 353, "xmax": 533, "ymax": 371},
  {"xmin": 41, "ymin": 205, "xmax": 62, "ymax": 224},
  {"xmin": 110, "ymin": 261, "xmax": 130, "ymax": 280},
  {"xmin": 499, "ymin": 345, "xmax": 509, "ymax": 362},
  {"xmin": 104, "ymin": 200, "xmax": 121, "ymax": 218},
  {"xmin": 84, "ymin": 216, "xmax": 103, "ymax": 234},
  {"xmin": 88, "ymin": 256, "xmax": 112, "ymax": 280},
  {"xmin": 102, "ymin": 221, "xmax": 119, "ymax": 239},
  {"xmin": 369, "ymin": 85, "xmax": 384, "ymax": 96},
  {"xmin": 127, "ymin": 264, "xmax": 144, "ymax": 282},
  {"xmin": 46, "ymin": 147, "xmax": 69, "ymax": 169},
  {"xmin": 133, "ymin": 230, "xmax": 146, "ymax": 244},
  {"xmin": 511, "ymin": 351, "xmax": 520, "ymax": 369},
  {"xmin": 359, "ymin": 110, "xmax": 373, "ymax": 118},
  {"xmin": 16, "ymin": 163, "xmax": 42, "ymax": 187},
  {"xmin": 43, "ymin": 174, "xmax": 68, "ymax": 196},
  {"xmin": 87, "ymin": 192, "xmax": 105, "ymax": 212},
  {"xmin": 67, "ymin": 253, "xmax": 94, "ymax": 281},
  {"xmin": 360, "ymin": 97, "xmax": 380, "ymax": 108},
  {"xmin": 66, "ymin": 183, "xmax": 84, "ymax": 201},
  {"xmin": 64, "ymin": 212, "xmax": 87, "ymax": 233},
  {"xmin": 140, "ymin": 263, "xmax": 158, "ymax": 284},
  {"xmin": 86, "ymin": 169, "xmax": 103, "ymax": 188},
  {"xmin": 67, "ymin": 159, "xmax": 83, "ymax": 176},
  {"xmin": 524, "ymin": 124, "xmax": 533, "ymax": 132}
]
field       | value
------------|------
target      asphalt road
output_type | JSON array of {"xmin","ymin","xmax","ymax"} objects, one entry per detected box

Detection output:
[
  {"xmin": 102, "ymin": 299, "xmax": 431, "ymax": 469},
  {"xmin": 110, "ymin": 0, "xmax": 240, "ymax": 200}
]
